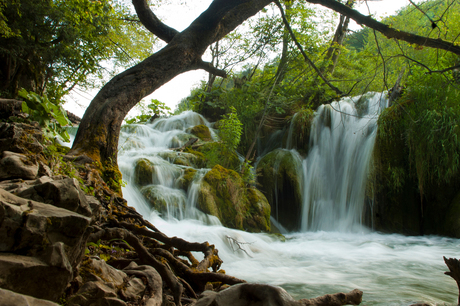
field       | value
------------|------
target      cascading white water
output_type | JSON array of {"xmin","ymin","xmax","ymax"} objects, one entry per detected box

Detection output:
[
  {"xmin": 301, "ymin": 92, "xmax": 388, "ymax": 231},
  {"xmin": 65, "ymin": 105, "xmax": 459, "ymax": 305},
  {"xmin": 117, "ymin": 111, "xmax": 220, "ymax": 224}
]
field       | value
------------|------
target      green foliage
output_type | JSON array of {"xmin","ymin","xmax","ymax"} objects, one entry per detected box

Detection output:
[
  {"xmin": 125, "ymin": 99, "xmax": 171, "ymax": 124},
  {"xmin": 219, "ymin": 106, "xmax": 243, "ymax": 153},
  {"xmin": 18, "ymin": 88, "xmax": 71, "ymax": 142},
  {"xmin": 377, "ymin": 72, "xmax": 460, "ymax": 196},
  {"xmin": 0, "ymin": 0, "xmax": 155, "ymax": 100}
]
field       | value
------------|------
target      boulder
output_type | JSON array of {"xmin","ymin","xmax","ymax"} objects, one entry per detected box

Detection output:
[
  {"xmin": 16, "ymin": 177, "xmax": 92, "ymax": 217},
  {"xmin": 0, "ymin": 122, "xmax": 44, "ymax": 154},
  {"xmin": 194, "ymin": 283, "xmax": 363, "ymax": 306},
  {"xmin": 188, "ymin": 124, "xmax": 212, "ymax": 141},
  {"xmin": 0, "ymin": 151, "xmax": 39, "ymax": 180},
  {"xmin": 0, "ymin": 288, "xmax": 60, "ymax": 306},
  {"xmin": 134, "ymin": 158, "xmax": 154, "ymax": 186},
  {"xmin": 257, "ymin": 149, "xmax": 303, "ymax": 232},
  {"xmin": 198, "ymin": 165, "xmax": 270, "ymax": 232},
  {"xmin": 140, "ymin": 185, "xmax": 186, "ymax": 216},
  {"xmin": 0, "ymin": 188, "xmax": 91, "ymax": 301}
]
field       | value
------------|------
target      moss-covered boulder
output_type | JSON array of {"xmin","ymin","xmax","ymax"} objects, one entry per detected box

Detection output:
[
  {"xmin": 187, "ymin": 124, "xmax": 212, "ymax": 141},
  {"xmin": 158, "ymin": 151, "xmax": 205, "ymax": 168},
  {"xmin": 134, "ymin": 158, "xmax": 154, "ymax": 186},
  {"xmin": 140, "ymin": 185, "xmax": 186, "ymax": 217},
  {"xmin": 283, "ymin": 109, "xmax": 315, "ymax": 155},
  {"xmin": 197, "ymin": 165, "xmax": 270, "ymax": 232},
  {"xmin": 176, "ymin": 168, "xmax": 197, "ymax": 191},
  {"xmin": 257, "ymin": 149, "xmax": 303, "ymax": 232}
]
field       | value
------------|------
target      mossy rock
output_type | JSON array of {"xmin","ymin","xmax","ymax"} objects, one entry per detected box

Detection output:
[
  {"xmin": 184, "ymin": 147, "xmax": 207, "ymax": 168},
  {"xmin": 244, "ymin": 188, "xmax": 271, "ymax": 233},
  {"xmin": 197, "ymin": 165, "xmax": 270, "ymax": 232},
  {"xmin": 188, "ymin": 124, "xmax": 212, "ymax": 141},
  {"xmin": 157, "ymin": 151, "xmax": 203, "ymax": 168},
  {"xmin": 140, "ymin": 185, "xmax": 186, "ymax": 216},
  {"xmin": 176, "ymin": 168, "xmax": 197, "ymax": 191},
  {"xmin": 194, "ymin": 142, "xmax": 241, "ymax": 170},
  {"xmin": 134, "ymin": 158, "xmax": 154, "ymax": 186},
  {"xmin": 283, "ymin": 109, "xmax": 315, "ymax": 155},
  {"xmin": 257, "ymin": 149, "xmax": 303, "ymax": 232}
]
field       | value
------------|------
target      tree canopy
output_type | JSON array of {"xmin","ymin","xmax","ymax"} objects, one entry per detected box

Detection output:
[{"xmin": 0, "ymin": 0, "xmax": 155, "ymax": 101}]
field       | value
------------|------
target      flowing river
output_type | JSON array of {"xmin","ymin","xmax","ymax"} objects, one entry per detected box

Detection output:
[{"xmin": 98, "ymin": 93, "xmax": 459, "ymax": 305}]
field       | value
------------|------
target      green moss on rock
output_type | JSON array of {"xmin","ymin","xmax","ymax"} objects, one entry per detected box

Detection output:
[
  {"xmin": 134, "ymin": 158, "xmax": 154, "ymax": 186},
  {"xmin": 257, "ymin": 149, "xmax": 303, "ymax": 232},
  {"xmin": 176, "ymin": 168, "xmax": 197, "ymax": 191},
  {"xmin": 188, "ymin": 124, "xmax": 212, "ymax": 141},
  {"xmin": 197, "ymin": 165, "xmax": 270, "ymax": 232}
]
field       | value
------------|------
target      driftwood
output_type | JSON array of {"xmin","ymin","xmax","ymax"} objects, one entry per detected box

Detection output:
[{"xmin": 444, "ymin": 256, "xmax": 460, "ymax": 305}]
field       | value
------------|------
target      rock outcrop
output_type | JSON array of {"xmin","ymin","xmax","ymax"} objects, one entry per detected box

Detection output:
[
  {"xmin": 198, "ymin": 165, "xmax": 271, "ymax": 232},
  {"xmin": 257, "ymin": 149, "xmax": 303, "ymax": 232}
]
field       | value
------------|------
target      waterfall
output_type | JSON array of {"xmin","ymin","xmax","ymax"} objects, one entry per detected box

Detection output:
[
  {"xmin": 300, "ymin": 92, "xmax": 388, "ymax": 231},
  {"xmin": 117, "ymin": 111, "xmax": 220, "ymax": 224}
]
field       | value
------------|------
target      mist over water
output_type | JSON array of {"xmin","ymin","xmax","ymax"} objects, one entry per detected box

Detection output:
[{"xmin": 112, "ymin": 101, "xmax": 460, "ymax": 305}]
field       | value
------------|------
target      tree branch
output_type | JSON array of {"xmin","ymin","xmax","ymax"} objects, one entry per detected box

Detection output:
[
  {"xmin": 193, "ymin": 60, "xmax": 228, "ymax": 78},
  {"xmin": 275, "ymin": 0, "xmax": 343, "ymax": 95},
  {"xmin": 131, "ymin": 0, "xmax": 179, "ymax": 43},
  {"xmin": 306, "ymin": 0, "xmax": 460, "ymax": 56}
]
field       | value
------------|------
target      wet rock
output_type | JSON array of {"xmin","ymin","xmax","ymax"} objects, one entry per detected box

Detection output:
[
  {"xmin": 0, "ymin": 151, "xmax": 39, "ymax": 180},
  {"xmin": 134, "ymin": 158, "xmax": 154, "ymax": 186},
  {"xmin": 0, "ymin": 287, "xmax": 60, "ymax": 306},
  {"xmin": 188, "ymin": 124, "xmax": 212, "ymax": 141},
  {"xmin": 198, "ymin": 165, "xmax": 270, "ymax": 232},
  {"xmin": 257, "ymin": 149, "xmax": 303, "ymax": 232}
]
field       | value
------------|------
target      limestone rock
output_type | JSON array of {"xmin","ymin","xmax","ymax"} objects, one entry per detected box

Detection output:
[
  {"xmin": 0, "ymin": 151, "xmax": 39, "ymax": 180},
  {"xmin": 0, "ymin": 188, "xmax": 91, "ymax": 301},
  {"xmin": 0, "ymin": 122, "xmax": 44, "ymax": 154},
  {"xmin": 0, "ymin": 288, "xmax": 60, "ymax": 306},
  {"xmin": 16, "ymin": 177, "xmax": 92, "ymax": 217},
  {"xmin": 0, "ymin": 253, "xmax": 73, "ymax": 302}
]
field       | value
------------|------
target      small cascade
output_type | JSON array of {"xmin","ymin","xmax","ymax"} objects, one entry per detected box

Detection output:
[
  {"xmin": 300, "ymin": 92, "xmax": 388, "ymax": 231},
  {"xmin": 117, "ymin": 111, "xmax": 219, "ymax": 223}
]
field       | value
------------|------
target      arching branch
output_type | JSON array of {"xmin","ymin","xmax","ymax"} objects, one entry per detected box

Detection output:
[
  {"xmin": 132, "ymin": 0, "xmax": 179, "ymax": 43},
  {"xmin": 306, "ymin": 0, "xmax": 460, "ymax": 56}
]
